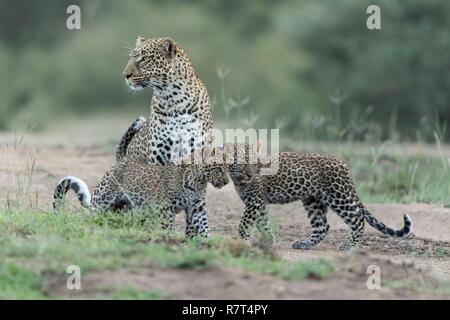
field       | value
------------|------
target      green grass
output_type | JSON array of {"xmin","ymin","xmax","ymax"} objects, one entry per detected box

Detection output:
[
  {"xmin": 0, "ymin": 209, "xmax": 333, "ymax": 299},
  {"xmin": 422, "ymin": 245, "xmax": 450, "ymax": 259},
  {"xmin": 350, "ymin": 153, "xmax": 450, "ymax": 205},
  {"xmin": 283, "ymin": 139, "xmax": 450, "ymax": 206},
  {"xmin": 107, "ymin": 288, "xmax": 173, "ymax": 300},
  {"xmin": 0, "ymin": 263, "xmax": 44, "ymax": 299},
  {"xmin": 384, "ymin": 279, "xmax": 450, "ymax": 296}
]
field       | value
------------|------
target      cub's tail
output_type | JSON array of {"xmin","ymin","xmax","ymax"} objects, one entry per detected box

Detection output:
[
  {"xmin": 362, "ymin": 207, "xmax": 412, "ymax": 238},
  {"xmin": 53, "ymin": 176, "xmax": 91, "ymax": 211}
]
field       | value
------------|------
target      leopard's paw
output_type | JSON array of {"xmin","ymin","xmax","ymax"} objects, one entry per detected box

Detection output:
[
  {"xmin": 338, "ymin": 241, "xmax": 359, "ymax": 251},
  {"xmin": 291, "ymin": 240, "xmax": 314, "ymax": 250},
  {"xmin": 261, "ymin": 232, "xmax": 275, "ymax": 245}
]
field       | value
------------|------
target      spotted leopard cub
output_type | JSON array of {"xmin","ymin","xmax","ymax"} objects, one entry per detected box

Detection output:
[
  {"xmin": 225, "ymin": 143, "xmax": 412, "ymax": 250},
  {"xmin": 53, "ymin": 150, "xmax": 228, "ymax": 237}
]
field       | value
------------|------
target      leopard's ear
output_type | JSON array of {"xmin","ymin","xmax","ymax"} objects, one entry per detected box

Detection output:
[
  {"xmin": 136, "ymin": 35, "xmax": 145, "ymax": 47},
  {"xmin": 162, "ymin": 38, "xmax": 177, "ymax": 59}
]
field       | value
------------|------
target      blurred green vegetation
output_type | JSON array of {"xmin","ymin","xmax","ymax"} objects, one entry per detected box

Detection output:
[{"xmin": 0, "ymin": 0, "xmax": 449, "ymax": 142}]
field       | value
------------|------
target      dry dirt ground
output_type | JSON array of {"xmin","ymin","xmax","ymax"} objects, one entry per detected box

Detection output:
[{"xmin": 1, "ymin": 125, "xmax": 450, "ymax": 299}]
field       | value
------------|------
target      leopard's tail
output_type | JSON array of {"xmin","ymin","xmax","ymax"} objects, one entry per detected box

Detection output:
[
  {"xmin": 53, "ymin": 176, "xmax": 91, "ymax": 211},
  {"xmin": 361, "ymin": 206, "xmax": 412, "ymax": 238},
  {"xmin": 116, "ymin": 117, "xmax": 146, "ymax": 161}
]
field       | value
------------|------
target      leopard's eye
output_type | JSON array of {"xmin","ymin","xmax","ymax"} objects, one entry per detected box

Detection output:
[
  {"xmin": 135, "ymin": 57, "xmax": 146, "ymax": 67},
  {"xmin": 137, "ymin": 56, "xmax": 152, "ymax": 67}
]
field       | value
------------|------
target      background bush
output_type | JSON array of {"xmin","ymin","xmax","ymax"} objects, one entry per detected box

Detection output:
[{"xmin": 0, "ymin": 0, "xmax": 448, "ymax": 142}]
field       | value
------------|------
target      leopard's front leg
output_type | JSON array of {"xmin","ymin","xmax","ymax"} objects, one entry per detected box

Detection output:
[
  {"xmin": 185, "ymin": 196, "xmax": 209, "ymax": 238},
  {"xmin": 256, "ymin": 206, "xmax": 275, "ymax": 244},
  {"xmin": 238, "ymin": 201, "xmax": 266, "ymax": 240},
  {"xmin": 158, "ymin": 203, "xmax": 176, "ymax": 233}
]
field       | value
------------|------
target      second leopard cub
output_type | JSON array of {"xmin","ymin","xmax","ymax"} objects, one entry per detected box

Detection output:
[{"xmin": 225, "ymin": 143, "xmax": 412, "ymax": 250}]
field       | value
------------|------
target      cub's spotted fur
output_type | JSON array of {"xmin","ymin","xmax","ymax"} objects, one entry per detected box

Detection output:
[{"xmin": 225, "ymin": 144, "xmax": 412, "ymax": 250}]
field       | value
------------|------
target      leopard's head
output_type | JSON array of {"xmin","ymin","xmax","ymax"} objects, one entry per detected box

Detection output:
[{"xmin": 122, "ymin": 36, "xmax": 194, "ymax": 91}]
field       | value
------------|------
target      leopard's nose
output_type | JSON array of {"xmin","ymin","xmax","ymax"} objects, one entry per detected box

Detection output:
[
  {"xmin": 122, "ymin": 60, "xmax": 135, "ymax": 79},
  {"xmin": 123, "ymin": 71, "xmax": 133, "ymax": 80}
]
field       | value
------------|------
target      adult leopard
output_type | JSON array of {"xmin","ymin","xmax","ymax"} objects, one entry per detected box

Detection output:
[{"xmin": 118, "ymin": 36, "xmax": 213, "ymax": 164}]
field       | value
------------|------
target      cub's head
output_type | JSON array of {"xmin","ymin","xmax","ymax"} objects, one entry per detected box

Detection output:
[
  {"xmin": 223, "ymin": 142, "xmax": 261, "ymax": 182},
  {"xmin": 180, "ymin": 146, "xmax": 229, "ymax": 189},
  {"xmin": 204, "ymin": 164, "xmax": 229, "ymax": 189},
  {"xmin": 198, "ymin": 146, "xmax": 229, "ymax": 189},
  {"xmin": 122, "ymin": 36, "xmax": 193, "ymax": 91}
]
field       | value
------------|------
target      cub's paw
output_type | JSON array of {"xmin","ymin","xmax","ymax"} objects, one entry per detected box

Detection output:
[
  {"xmin": 291, "ymin": 240, "xmax": 314, "ymax": 250},
  {"xmin": 338, "ymin": 241, "xmax": 358, "ymax": 251},
  {"xmin": 132, "ymin": 116, "xmax": 146, "ymax": 132},
  {"xmin": 262, "ymin": 232, "xmax": 276, "ymax": 245}
]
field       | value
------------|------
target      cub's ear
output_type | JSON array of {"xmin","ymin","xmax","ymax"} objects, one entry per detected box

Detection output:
[
  {"xmin": 136, "ymin": 35, "xmax": 145, "ymax": 47},
  {"xmin": 162, "ymin": 38, "xmax": 177, "ymax": 59},
  {"xmin": 202, "ymin": 145, "xmax": 214, "ymax": 164},
  {"xmin": 224, "ymin": 143, "xmax": 235, "ymax": 164},
  {"xmin": 224, "ymin": 143, "xmax": 234, "ymax": 155},
  {"xmin": 256, "ymin": 139, "xmax": 263, "ymax": 156}
]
